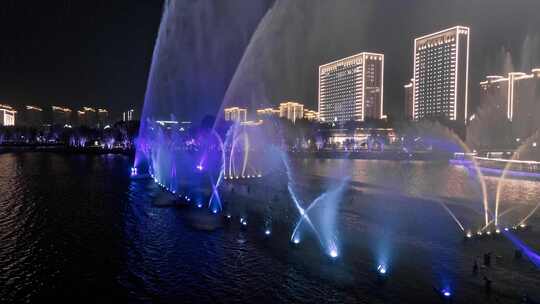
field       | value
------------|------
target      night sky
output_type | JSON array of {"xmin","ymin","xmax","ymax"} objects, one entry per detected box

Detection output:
[
  {"xmin": 1, "ymin": 1, "xmax": 540, "ymax": 121},
  {"xmin": 0, "ymin": 1, "xmax": 163, "ymax": 120}
]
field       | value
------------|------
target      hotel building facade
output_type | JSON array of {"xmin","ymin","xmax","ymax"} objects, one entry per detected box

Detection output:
[
  {"xmin": 122, "ymin": 109, "xmax": 135, "ymax": 122},
  {"xmin": 256, "ymin": 108, "xmax": 280, "ymax": 118},
  {"xmin": 279, "ymin": 101, "xmax": 304, "ymax": 123},
  {"xmin": 412, "ymin": 26, "xmax": 470, "ymax": 124},
  {"xmin": 224, "ymin": 107, "xmax": 247, "ymax": 123},
  {"xmin": 479, "ymin": 68, "xmax": 540, "ymax": 138},
  {"xmin": 52, "ymin": 106, "xmax": 72, "ymax": 126},
  {"xmin": 303, "ymin": 109, "xmax": 319, "ymax": 121},
  {"xmin": 404, "ymin": 79, "xmax": 414, "ymax": 120},
  {"xmin": 257, "ymin": 102, "xmax": 317, "ymax": 123},
  {"xmin": 77, "ymin": 107, "xmax": 98, "ymax": 128},
  {"xmin": 97, "ymin": 109, "xmax": 109, "ymax": 128},
  {"xmin": 318, "ymin": 52, "xmax": 384, "ymax": 123},
  {"xmin": 0, "ymin": 104, "xmax": 16, "ymax": 126},
  {"xmin": 23, "ymin": 106, "xmax": 44, "ymax": 127}
]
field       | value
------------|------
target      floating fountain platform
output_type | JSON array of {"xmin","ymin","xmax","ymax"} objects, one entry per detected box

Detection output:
[{"xmin": 464, "ymin": 224, "xmax": 531, "ymax": 241}]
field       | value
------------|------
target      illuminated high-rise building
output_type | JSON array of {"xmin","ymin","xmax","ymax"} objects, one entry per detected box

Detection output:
[
  {"xmin": 413, "ymin": 26, "xmax": 470, "ymax": 123},
  {"xmin": 77, "ymin": 110, "xmax": 85, "ymax": 126},
  {"xmin": 24, "ymin": 105, "xmax": 43, "ymax": 127},
  {"xmin": 479, "ymin": 68, "xmax": 540, "ymax": 138},
  {"xmin": 78, "ymin": 107, "xmax": 97, "ymax": 127},
  {"xmin": 0, "ymin": 104, "xmax": 16, "ymax": 126},
  {"xmin": 52, "ymin": 106, "xmax": 72, "ymax": 126},
  {"xmin": 97, "ymin": 108, "xmax": 109, "ymax": 128},
  {"xmin": 318, "ymin": 52, "xmax": 384, "ymax": 123},
  {"xmin": 404, "ymin": 79, "xmax": 414, "ymax": 120},
  {"xmin": 224, "ymin": 107, "xmax": 247, "ymax": 123},
  {"xmin": 479, "ymin": 75, "xmax": 509, "ymax": 114},
  {"xmin": 279, "ymin": 101, "xmax": 304, "ymax": 123},
  {"xmin": 123, "ymin": 109, "xmax": 135, "ymax": 122}
]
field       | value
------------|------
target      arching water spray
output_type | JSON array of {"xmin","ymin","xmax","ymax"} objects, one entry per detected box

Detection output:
[
  {"xmin": 281, "ymin": 150, "xmax": 348, "ymax": 257},
  {"xmin": 207, "ymin": 130, "xmax": 227, "ymax": 213},
  {"xmin": 518, "ymin": 202, "xmax": 540, "ymax": 226},
  {"xmin": 448, "ymin": 133, "xmax": 491, "ymax": 227},
  {"xmin": 494, "ymin": 131, "xmax": 540, "ymax": 226},
  {"xmin": 481, "ymin": 206, "xmax": 519, "ymax": 231},
  {"xmin": 229, "ymin": 133, "xmax": 240, "ymax": 178},
  {"xmin": 241, "ymin": 132, "xmax": 250, "ymax": 178},
  {"xmin": 437, "ymin": 200, "xmax": 465, "ymax": 232}
]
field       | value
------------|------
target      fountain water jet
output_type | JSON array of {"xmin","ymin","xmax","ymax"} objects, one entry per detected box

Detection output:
[
  {"xmin": 281, "ymin": 151, "xmax": 349, "ymax": 257},
  {"xmin": 436, "ymin": 200, "xmax": 465, "ymax": 232},
  {"xmin": 494, "ymin": 131, "xmax": 540, "ymax": 227},
  {"xmin": 411, "ymin": 121, "xmax": 491, "ymax": 228},
  {"xmin": 518, "ymin": 202, "xmax": 540, "ymax": 227}
]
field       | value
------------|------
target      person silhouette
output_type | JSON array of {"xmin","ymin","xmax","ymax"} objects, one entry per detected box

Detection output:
[
  {"xmin": 472, "ymin": 259, "xmax": 479, "ymax": 276},
  {"xmin": 483, "ymin": 276, "xmax": 492, "ymax": 295}
]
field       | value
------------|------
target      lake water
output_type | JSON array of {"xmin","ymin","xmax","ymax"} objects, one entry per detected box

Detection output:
[{"xmin": 1, "ymin": 152, "xmax": 539, "ymax": 303}]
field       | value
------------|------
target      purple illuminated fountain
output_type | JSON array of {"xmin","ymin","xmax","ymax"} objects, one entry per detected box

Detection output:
[{"xmin": 133, "ymin": 0, "xmax": 269, "ymax": 212}]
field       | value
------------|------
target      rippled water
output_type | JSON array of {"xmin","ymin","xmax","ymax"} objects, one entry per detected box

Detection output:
[{"xmin": 1, "ymin": 153, "xmax": 539, "ymax": 303}]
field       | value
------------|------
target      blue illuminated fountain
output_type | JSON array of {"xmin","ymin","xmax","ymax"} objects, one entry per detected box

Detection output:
[
  {"xmin": 131, "ymin": 4, "xmax": 540, "ymax": 301},
  {"xmin": 133, "ymin": 0, "xmax": 269, "ymax": 212},
  {"xmin": 280, "ymin": 151, "xmax": 349, "ymax": 259}
]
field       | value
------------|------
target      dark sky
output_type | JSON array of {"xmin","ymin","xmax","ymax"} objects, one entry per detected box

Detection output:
[
  {"xmin": 0, "ymin": 1, "xmax": 163, "ymax": 120},
  {"xmin": 223, "ymin": 0, "xmax": 540, "ymax": 120},
  {"xmin": 1, "ymin": 1, "xmax": 540, "ymax": 121}
]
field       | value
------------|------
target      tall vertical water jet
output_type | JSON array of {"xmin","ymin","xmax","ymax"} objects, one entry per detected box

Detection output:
[
  {"xmin": 134, "ymin": 0, "xmax": 270, "ymax": 208},
  {"xmin": 221, "ymin": 0, "xmax": 377, "ymax": 114}
]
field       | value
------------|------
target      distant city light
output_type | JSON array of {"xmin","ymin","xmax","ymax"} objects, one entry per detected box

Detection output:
[
  {"xmin": 475, "ymin": 156, "xmax": 540, "ymax": 165},
  {"xmin": 224, "ymin": 107, "xmax": 248, "ymax": 123},
  {"xmin": 0, "ymin": 104, "xmax": 16, "ymax": 126}
]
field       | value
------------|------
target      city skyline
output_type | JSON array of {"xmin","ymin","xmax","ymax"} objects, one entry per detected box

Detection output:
[{"xmin": 0, "ymin": 1, "xmax": 539, "ymax": 121}]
